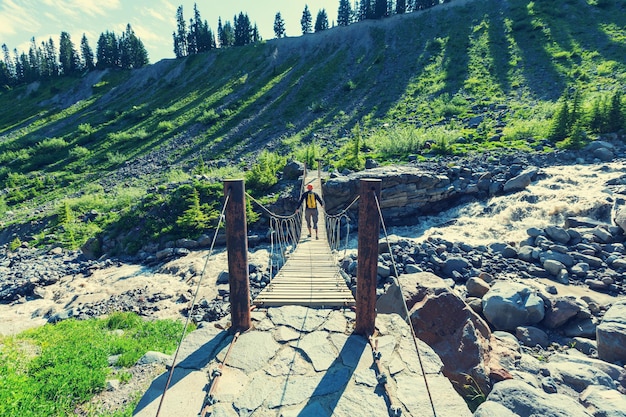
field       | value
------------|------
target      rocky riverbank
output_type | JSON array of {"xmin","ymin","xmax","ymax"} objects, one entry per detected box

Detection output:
[{"xmin": 2, "ymin": 139, "xmax": 626, "ymax": 415}]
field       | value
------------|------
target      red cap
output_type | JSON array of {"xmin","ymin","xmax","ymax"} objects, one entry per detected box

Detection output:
[{"xmin": 307, "ymin": 184, "xmax": 313, "ymax": 190}]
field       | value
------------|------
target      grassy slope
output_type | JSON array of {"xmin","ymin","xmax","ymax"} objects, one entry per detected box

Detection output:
[{"xmin": 0, "ymin": 0, "xmax": 625, "ymax": 250}]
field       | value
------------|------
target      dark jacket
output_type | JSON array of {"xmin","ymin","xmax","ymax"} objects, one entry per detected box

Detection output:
[{"xmin": 298, "ymin": 190, "xmax": 324, "ymax": 210}]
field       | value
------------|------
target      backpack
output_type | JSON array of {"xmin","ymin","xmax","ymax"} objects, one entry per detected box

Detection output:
[{"xmin": 306, "ymin": 192, "xmax": 317, "ymax": 209}]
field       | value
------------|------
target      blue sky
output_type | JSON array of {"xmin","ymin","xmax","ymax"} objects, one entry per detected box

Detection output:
[{"xmin": 0, "ymin": 0, "xmax": 342, "ymax": 63}]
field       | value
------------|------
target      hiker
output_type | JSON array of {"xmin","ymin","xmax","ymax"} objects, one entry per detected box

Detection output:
[{"xmin": 296, "ymin": 184, "xmax": 324, "ymax": 239}]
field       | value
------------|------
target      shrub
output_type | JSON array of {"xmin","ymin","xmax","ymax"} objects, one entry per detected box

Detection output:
[
  {"xmin": 198, "ymin": 109, "xmax": 220, "ymax": 125},
  {"xmin": 9, "ymin": 237, "xmax": 21, "ymax": 251},
  {"xmin": 157, "ymin": 121, "xmax": 174, "ymax": 132},
  {"xmin": 69, "ymin": 146, "xmax": 91, "ymax": 159},
  {"xmin": 245, "ymin": 150, "xmax": 286, "ymax": 193}
]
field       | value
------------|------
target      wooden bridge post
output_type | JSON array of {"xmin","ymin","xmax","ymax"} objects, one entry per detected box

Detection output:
[
  {"xmin": 224, "ymin": 179, "xmax": 251, "ymax": 331},
  {"xmin": 355, "ymin": 178, "xmax": 382, "ymax": 336}
]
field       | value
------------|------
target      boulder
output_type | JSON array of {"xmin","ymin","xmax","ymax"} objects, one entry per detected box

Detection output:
[
  {"xmin": 482, "ymin": 282, "xmax": 545, "ymax": 331},
  {"xmin": 481, "ymin": 379, "xmax": 593, "ymax": 417},
  {"xmin": 403, "ymin": 272, "xmax": 494, "ymax": 395},
  {"xmin": 502, "ymin": 167, "xmax": 538, "ymax": 193},
  {"xmin": 614, "ymin": 207, "xmax": 626, "ymax": 234},
  {"xmin": 580, "ymin": 385, "xmax": 626, "ymax": 417},
  {"xmin": 596, "ymin": 300, "xmax": 626, "ymax": 363},
  {"xmin": 282, "ymin": 160, "xmax": 304, "ymax": 180},
  {"xmin": 542, "ymin": 297, "xmax": 582, "ymax": 329}
]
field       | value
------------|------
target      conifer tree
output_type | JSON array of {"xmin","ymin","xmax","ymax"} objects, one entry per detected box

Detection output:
[
  {"xmin": 0, "ymin": 60, "xmax": 10, "ymax": 86},
  {"xmin": 301, "ymin": 6, "xmax": 312, "ymax": 34},
  {"xmin": 315, "ymin": 9, "xmax": 329, "ymax": 32},
  {"xmin": 44, "ymin": 38, "xmax": 58, "ymax": 76},
  {"xmin": 338, "ymin": 0, "xmax": 352, "ymax": 26},
  {"xmin": 252, "ymin": 24, "xmax": 261, "ymax": 43},
  {"xmin": 549, "ymin": 96, "xmax": 570, "ymax": 142},
  {"xmin": 2, "ymin": 44, "xmax": 15, "ymax": 82},
  {"xmin": 607, "ymin": 91, "xmax": 624, "ymax": 133},
  {"xmin": 274, "ymin": 12, "xmax": 287, "ymax": 38},
  {"xmin": 234, "ymin": 12, "xmax": 252, "ymax": 46},
  {"xmin": 217, "ymin": 17, "xmax": 235, "ymax": 48},
  {"xmin": 96, "ymin": 31, "xmax": 119, "ymax": 69},
  {"xmin": 396, "ymin": 0, "xmax": 407, "ymax": 14},
  {"xmin": 374, "ymin": 0, "xmax": 387, "ymax": 18},
  {"xmin": 59, "ymin": 32, "xmax": 80, "ymax": 75},
  {"xmin": 174, "ymin": 6, "xmax": 188, "ymax": 57},
  {"xmin": 80, "ymin": 34, "xmax": 95, "ymax": 71}
]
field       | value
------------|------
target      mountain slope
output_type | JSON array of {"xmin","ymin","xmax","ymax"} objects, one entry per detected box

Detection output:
[{"xmin": 1, "ymin": 0, "xmax": 625, "ymax": 253}]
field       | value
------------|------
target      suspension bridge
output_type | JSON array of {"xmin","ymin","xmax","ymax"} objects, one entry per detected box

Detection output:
[
  {"xmin": 132, "ymin": 170, "xmax": 472, "ymax": 417},
  {"xmin": 253, "ymin": 177, "xmax": 355, "ymax": 308}
]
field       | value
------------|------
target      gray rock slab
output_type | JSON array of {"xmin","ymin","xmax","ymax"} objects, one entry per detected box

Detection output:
[
  {"xmin": 322, "ymin": 309, "xmax": 349, "ymax": 333},
  {"xmin": 580, "ymin": 385, "xmax": 626, "ymax": 417},
  {"xmin": 232, "ymin": 370, "xmax": 276, "ymax": 412},
  {"xmin": 223, "ymin": 331, "xmax": 280, "ymax": 373},
  {"xmin": 332, "ymin": 383, "xmax": 390, "ymax": 417},
  {"xmin": 136, "ymin": 308, "xmax": 468, "ymax": 417},
  {"xmin": 265, "ymin": 367, "xmax": 353, "ymax": 408},
  {"xmin": 330, "ymin": 332, "xmax": 369, "ymax": 369},
  {"xmin": 274, "ymin": 325, "xmax": 300, "ymax": 342},
  {"xmin": 211, "ymin": 366, "xmax": 248, "ymax": 403},
  {"xmin": 173, "ymin": 324, "xmax": 230, "ymax": 369},
  {"xmin": 267, "ymin": 305, "xmax": 330, "ymax": 331},
  {"xmin": 397, "ymin": 372, "xmax": 472, "ymax": 417},
  {"xmin": 296, "ymin": 331, "xmax": 338, "ymax": 371},
  {"xmin": 133, "ymin": 369, "xmax": 208, "ymax": 417},
  {"xmin": 486, "ymin": 379, "xmax": 594, "ymax": 417},
  {"xmin": 266, "ymin": 346, "xmax": 312, "ymax": 377}
]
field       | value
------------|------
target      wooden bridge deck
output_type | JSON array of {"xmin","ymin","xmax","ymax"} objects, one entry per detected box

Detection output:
[{"xmin": 253, "ymin": 176, "xmax": 356, "ymax": 308}]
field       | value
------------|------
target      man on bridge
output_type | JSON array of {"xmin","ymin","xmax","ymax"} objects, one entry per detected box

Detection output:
[{"xmin": 297, "ymin": 184, "xmax": 324, "ymax": 240}]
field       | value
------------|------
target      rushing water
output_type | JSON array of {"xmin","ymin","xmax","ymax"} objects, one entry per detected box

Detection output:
[{"xmin": 389, "ymin": 162, "xmax": 626, "ymax": 247}]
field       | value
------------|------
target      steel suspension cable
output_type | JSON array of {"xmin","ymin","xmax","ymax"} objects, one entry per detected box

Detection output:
[
  {"xmin": 154, "ymin": 190, "xmax": 231, "ymax": 417},
  {"xmin": 374, "ymin": 193, "xmax": 438, "ymax": 417}
]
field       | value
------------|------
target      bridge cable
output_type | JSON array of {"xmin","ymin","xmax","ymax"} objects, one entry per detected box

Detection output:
[
  {"xmin": 374, "ymin": 193, "xmax": 438, "ymax": 417},
  {"xmin": 325, "ymin": 195, "xmax": 360, "ymax": 256},
  {"xmin": 245, "ymin": 192, "xmax": 302, "ymax": 285},
  {"xmin": 154, "ymin": 190, "xmax": 231, "ymax": 417}
]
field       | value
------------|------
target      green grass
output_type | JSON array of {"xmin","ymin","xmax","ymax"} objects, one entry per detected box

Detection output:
[{"xmin": 0, "ymin": 312, "xmax": 190, "ymax": 417}]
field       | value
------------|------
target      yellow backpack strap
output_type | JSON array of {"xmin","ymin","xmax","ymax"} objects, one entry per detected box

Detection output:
[{"xmin": 306, "ymin": 192, "xmax": 316, "ymax": 208}]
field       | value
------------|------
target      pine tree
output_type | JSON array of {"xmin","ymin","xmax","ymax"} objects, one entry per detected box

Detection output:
[
  {"xmin": 96, "ymin": 31, "xmax": 119, "ymax": 69},
  {"xmin": 219, "ymin": 19, "xmax": 234, "ymax": 48},
  {"xmin": 2, "ymin": 44, "xmax": 15, "ymax": 83},
  {"xmin": 234, "ymin": 12, "xmax": 252, "ymax": 46},
  {"xmin": 43, "ymin": 38, "xmax": 58, "ymax": 77},
  {"xmin": 338, "ymin": 0, "xmax": 352, "ymax": 26},
  {"xmin": 80, "ymin": 34, "xmax": 95, "ymax": 71},
  {"xmin": 174, "ymin": 6, "xmax": 188, "ymax": 58},
  {"xmin": 315, "ymin": 9, "xmax": 329, "ymax": 32},
  {"xmin": 374, "ymin": 0, "xmax": 387, "ymax": 18},
  {"xmin": 549, "ymin": 97, "xmax": 570, "ymax": 142},
  {"xmin": 360, "ymin": 0, "xmax": 373, "ymax": 20},
  {"xmin": 607, "ymin": 91, "xmax": 624, "ymax": 133},
  {"xmin": 0, "ymin": 60, "xmax": 10, "ymax": 86},
  {"xmin": 274, "ymin": 12, "xmax": 287, "ymax": 38},
  {"xmin": 301, "ymin": 6, "xmax": 312, "ymax": 34},
  {"xmin": 119, "ymin": 24, "xmax": 148, "ymax": 68},
  {"xmin": 59, "ymin": 32, "xmax": 80, "ymax": 75},
  {"xmin": 396, "ymin": 0, "xmax": 407, "ymax": 14},
  {"xmin": 252, "ymin": 24, "xmax": 261, "ymax": 43}
]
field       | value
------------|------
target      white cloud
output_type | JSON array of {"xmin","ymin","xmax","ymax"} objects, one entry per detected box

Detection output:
[
  {"xmin": 0, "ymin": 0, "xmax": 41, "ymax": 37},
  {"xmin": 144, "ymin": 7, "xmax": 167, "ymax": 22},
  {"xmin": 41, "ymin": 0, "xmax": 121, "ymax": 18}
]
